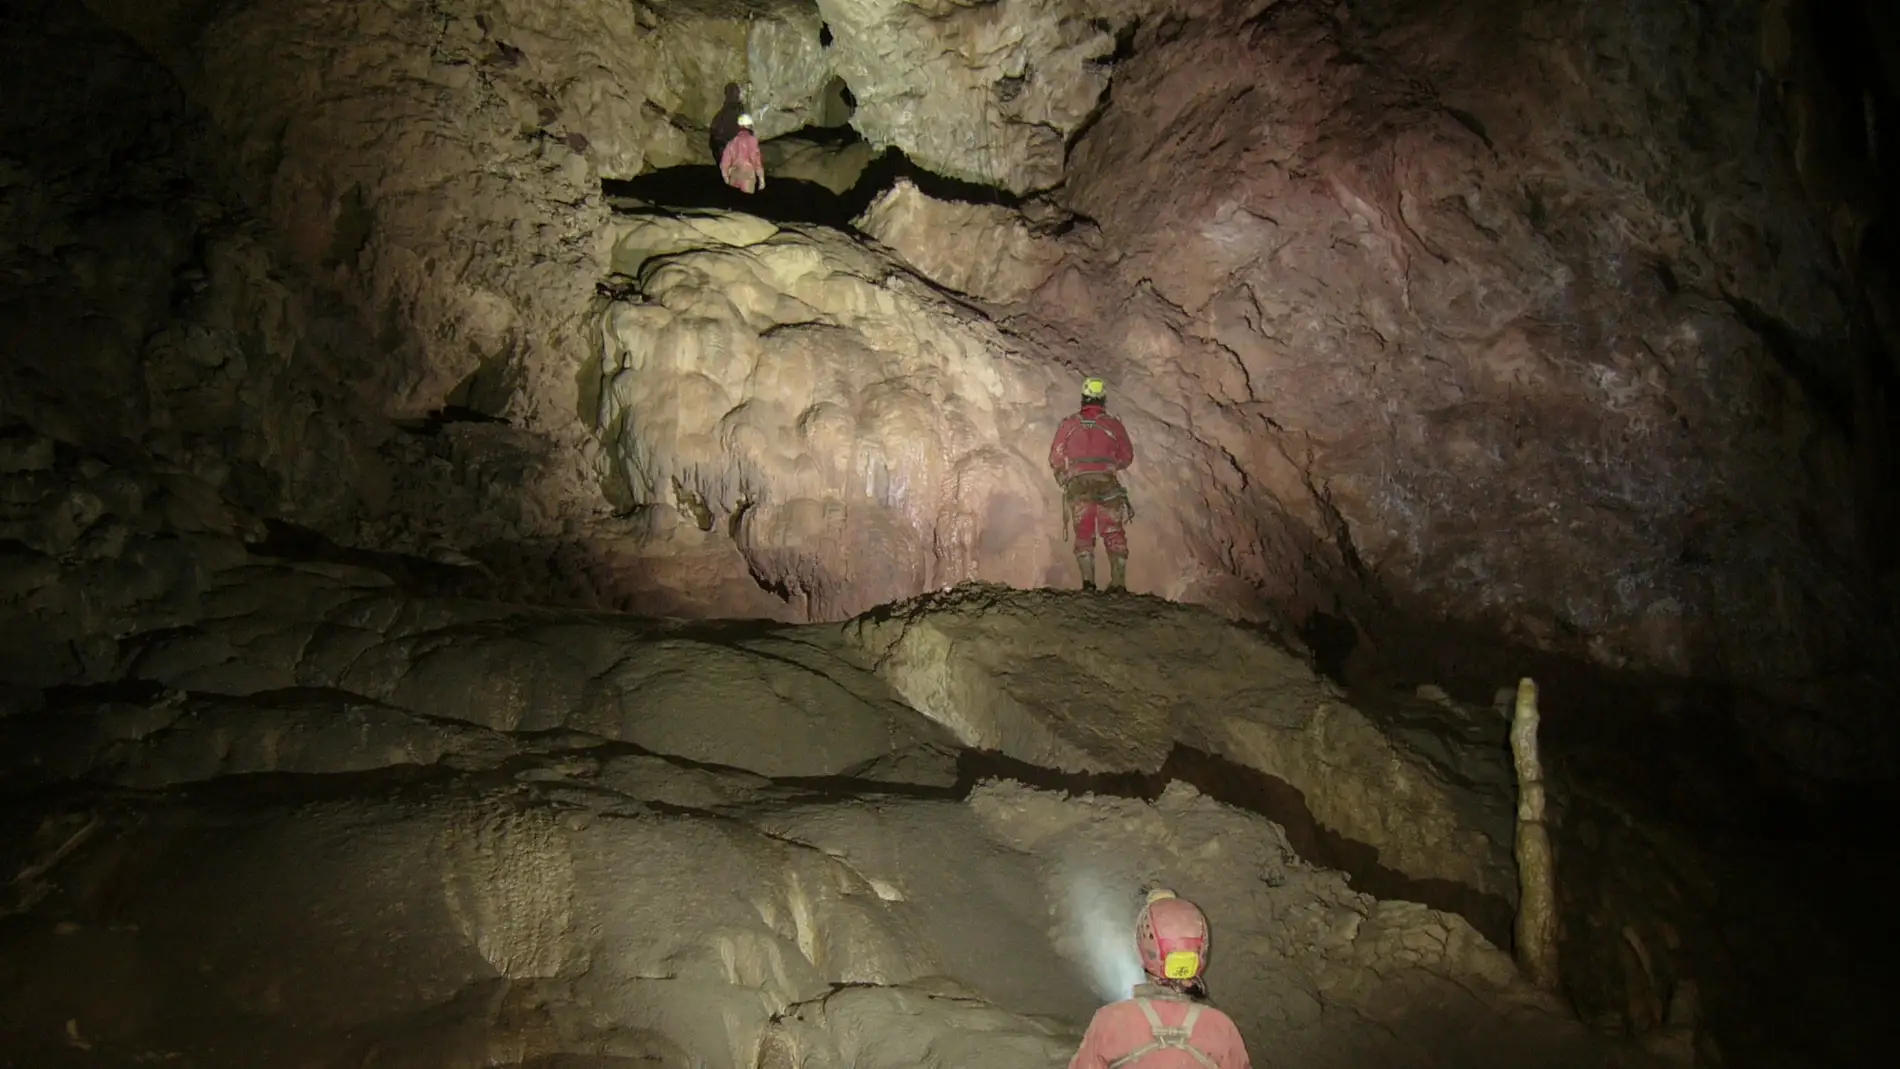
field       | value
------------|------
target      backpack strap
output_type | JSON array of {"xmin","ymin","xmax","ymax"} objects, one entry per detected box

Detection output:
[
  {"xmin": 1075, "ymin": 416, "xmax": 1123, "ymax": 445},
  {"xmin": 1104, "ymin": 999, "xmax": 1220, "ymax": 1069}
]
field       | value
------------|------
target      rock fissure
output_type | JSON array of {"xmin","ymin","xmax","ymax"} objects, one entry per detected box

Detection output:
[{"xmin": 605, "ymin": 138, "xmax": 1039, "ymax": 234}]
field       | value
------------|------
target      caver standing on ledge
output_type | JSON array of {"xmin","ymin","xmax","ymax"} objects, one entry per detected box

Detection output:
[
  {"xmin": 719, "ymin": 113, "xmax": 766, "ymax": 194},
  {"xmin": 1049, "ymin": 375, "xmax": 1135, "ymax": 591},
  {"xmin": 1068, "ymin": 889, "xmax": 1253, "ymax": 1069}
]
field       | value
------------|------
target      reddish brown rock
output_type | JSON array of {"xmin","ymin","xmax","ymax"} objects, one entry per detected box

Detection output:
[{"xmin": 1050, "ymin": 1, "xmax": 1893, "ymax": 776}]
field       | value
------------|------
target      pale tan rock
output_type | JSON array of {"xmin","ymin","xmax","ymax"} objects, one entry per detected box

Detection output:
[
  {"xmin": 856, "ymin": 178, "xmax": 1065, "ymax": 303},
  {"xmin": 594, "ymin": 213, "xmax": 1074, "ymax": 618},
  {"xmin": 843, "ymin": 584, "xmax": 1516, "ymax": 904},
  {"xmin": 814, "ymin": 0, "xmax": 1122, "ymax": 192},
  {"xmin": 0, "ymin": 644, "xmax": 1660, "ymax": 1069},
  {"xmin": 763, "ymin": 135, "xmax": 879, "ymax": 195}
]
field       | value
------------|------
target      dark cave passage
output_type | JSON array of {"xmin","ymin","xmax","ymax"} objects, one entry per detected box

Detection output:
[
  {"xmin": 602, "ymin": 126, "xmax": 1028, "ymax": 232},
  {"xmin": 243, "ymin": 518, "xmax": 489, "ymax": 596},
  {"xmin": 605, "ymin": 164, "xmax": 867, "ymax": 229}
]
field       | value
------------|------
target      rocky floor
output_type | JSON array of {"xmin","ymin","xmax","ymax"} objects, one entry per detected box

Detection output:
[{"xmin": 0, "ymin": 437, "xmax": 1668, "ymax": 1068}]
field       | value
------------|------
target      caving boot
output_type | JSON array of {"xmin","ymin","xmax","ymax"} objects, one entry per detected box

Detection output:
[
  {"xmin": 1076, "ymin": 552, "xmax": 1097, "ymax": 591},
  {"xmin": 1108, "ymin": 555, "xmax": 1127, "ymax": 592}
]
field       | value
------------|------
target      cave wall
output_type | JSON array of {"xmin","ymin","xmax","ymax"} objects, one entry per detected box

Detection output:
[
  {"xmin": 35, "ymin": 0, "xmax": 1144, "ymax": 614},
  {"xmin": 8, "ymin": 0, "xmax": 1894, "ymax": 773},
  {"xmin": 1048, "ymin": 0, "xmax": 1895, "ymax": 777},
  {"xmin": 1759, "ymin": 0, "xmax": 1900, "ymax": 575}
]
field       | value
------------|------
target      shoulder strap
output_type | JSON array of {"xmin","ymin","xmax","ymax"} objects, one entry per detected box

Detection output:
[{"xmin": 1104, "ymin": 999, "xmax": 1220, "ymax": 1069}]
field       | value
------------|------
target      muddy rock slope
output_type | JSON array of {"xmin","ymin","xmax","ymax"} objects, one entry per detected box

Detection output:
[
  {"xmin": 6, "ymin": 0, "xmax": 1900, "ymax": 1068},
  {"xmin": 0, "ymin": 495, "xmax": 1648, "ymax": 1069}
]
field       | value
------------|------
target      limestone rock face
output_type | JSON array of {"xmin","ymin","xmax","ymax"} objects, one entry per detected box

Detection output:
[
  {"xmin": 1047, "ymin": 1, "xmax": 1893, "ymax": 727},
  {"xmin": 587, "ymin": 201, "xmax": 1335, "ymax": 621},
  {"xmin": 593, "ymin": 211, "xmax": 1075, "ymax": 617},
  {"xmin": 5, "ymin": 1, "xmax": 1899, "ymax": 1066},
  {"xmin": 762, "ymin": 134, "xmax": 880, "ymax": 195},
  {"xmin": 845, "ymin": 584, "xmax": 1517, "ymax": 907},
  {"xmin": 856, "ymin": 178, "xmax": 1070, "ymax": 303},
  {"xmin": 0, "ymin": 531, "xmax": 1654, "ymax": 1069},
  {"xmin": 812, "ymin": 0, "xmax": 1122, "ymax": 192},
  {"xmin": 43, "ymin": 0, "xmax": 1891, "ymax": 749}
]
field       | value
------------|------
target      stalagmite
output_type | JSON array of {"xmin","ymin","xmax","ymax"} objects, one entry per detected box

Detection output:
[{"xmin": 1512, "ymin": 675, "xmax": 1560, "ymax": 992}]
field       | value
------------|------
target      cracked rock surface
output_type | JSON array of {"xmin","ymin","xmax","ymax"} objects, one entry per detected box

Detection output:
[
  {"xmin": 3, "ymin": 429, "xmax": 1892, "ymax": 1067},
  {"xmin": 0, "ymin": 454, "xmax": 1646, "ymax": 1068}
]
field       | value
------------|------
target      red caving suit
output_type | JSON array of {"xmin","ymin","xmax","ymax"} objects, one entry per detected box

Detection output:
[
  {"xmin": 720, "ymin": 129, "xmax": 766, "ymax": 194},
  {"xmin": 1069, "ymin": 986, "xmax": 1252, "ymax": 1069},
  {"xmin": 1049, "ymin": 402, "xmax": 1136, "ymax": 557}
]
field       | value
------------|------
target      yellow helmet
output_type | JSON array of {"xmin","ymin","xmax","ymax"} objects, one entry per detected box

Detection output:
[{"xmin": 1081, "ymin": 376, "xmax": 1107, "ymax": 401}]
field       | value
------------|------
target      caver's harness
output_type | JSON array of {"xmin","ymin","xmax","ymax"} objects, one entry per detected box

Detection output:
[
  {"xmin": 1056, "ymin": 414, "xmax": 1135, "ymax": 527},
  {"xmin": 1105, "ymin": 998, "xmax": 1219, "ymax": 1069}
]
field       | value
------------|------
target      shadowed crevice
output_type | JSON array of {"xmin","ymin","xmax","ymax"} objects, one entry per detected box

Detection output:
[
  {"xmin": 243, "ymin": 518, "xmax": 487, "ymax": 595},
  {"xmin": 944, "ymin": 745, "xmax": 1516, "ymax": 950},
  {"xmin": 603, "ymin": 132, "xmax": 1030, "ymax": 233}
]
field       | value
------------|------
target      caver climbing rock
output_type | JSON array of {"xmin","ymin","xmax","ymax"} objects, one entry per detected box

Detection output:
[
  {"xmin": 720, "ymin": 112, "xmax": 767, "ymax": 194},
  {"xmin": 1050, "ymin": 376, "xmax": 1136, "ymax": 591},
  {"xmin": 1068, "ymin": 890, "xmax": 1253, "ymax": 1069}
]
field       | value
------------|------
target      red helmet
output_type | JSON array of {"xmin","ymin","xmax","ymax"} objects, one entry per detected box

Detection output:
[{"xmin": 1135, "ymin": 889, "xmax": 1209, "ymax": 983}]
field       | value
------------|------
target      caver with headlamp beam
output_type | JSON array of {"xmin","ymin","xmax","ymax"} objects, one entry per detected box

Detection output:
[{"xmin": 1067, "ymin": 889, "xmax": 1254, "ymax": 1069}]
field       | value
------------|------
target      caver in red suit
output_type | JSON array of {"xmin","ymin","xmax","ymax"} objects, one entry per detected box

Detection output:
[
  {"xmin": 720, "ymin": 113, "xmax": 766, "ymax": 194},
  {"xmin": 1068, "ymin": 890, "xmax": 1253, "ymax": 1069},
  {"xmin": 1049, "ymin": 375, "xmax": 1135, "ymax": 591}
]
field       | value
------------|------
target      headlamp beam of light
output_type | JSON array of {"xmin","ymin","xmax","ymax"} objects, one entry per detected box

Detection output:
[{"xmin": 1061, "ymin": 868, "xmax": 1144, "ymax": 1003}]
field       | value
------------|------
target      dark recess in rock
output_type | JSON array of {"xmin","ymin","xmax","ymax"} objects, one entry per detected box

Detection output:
[
  {"xmin": 948, "ymin": 744, "xmax": 1518, "ymax": 951},
  {"xmin": 604, "ymin": 130, "xmax": 1029, "ymax": 231},
  {"xmin": 244, "ymin": 518, "xmax": 486, "ymax": 595},
  {"xmin": 1723, "ymin": 293, "xmax": 1856, "ymax": 440},
  {"xmin": 392, "ymin": 405, "xmax": 512, "ymax": 436}
]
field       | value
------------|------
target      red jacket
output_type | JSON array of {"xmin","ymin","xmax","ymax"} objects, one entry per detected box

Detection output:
[
  {"xmin": 1068, "ymin": 990, "xmax": 1252, "ymax": 1069},
  {"xmin": 1050, "ymin": 404, "xmax": 1134, "ymax": 477},
  {"xmin": 720, "ymin": 130, "xmax": 765, "ymax": 192}
]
